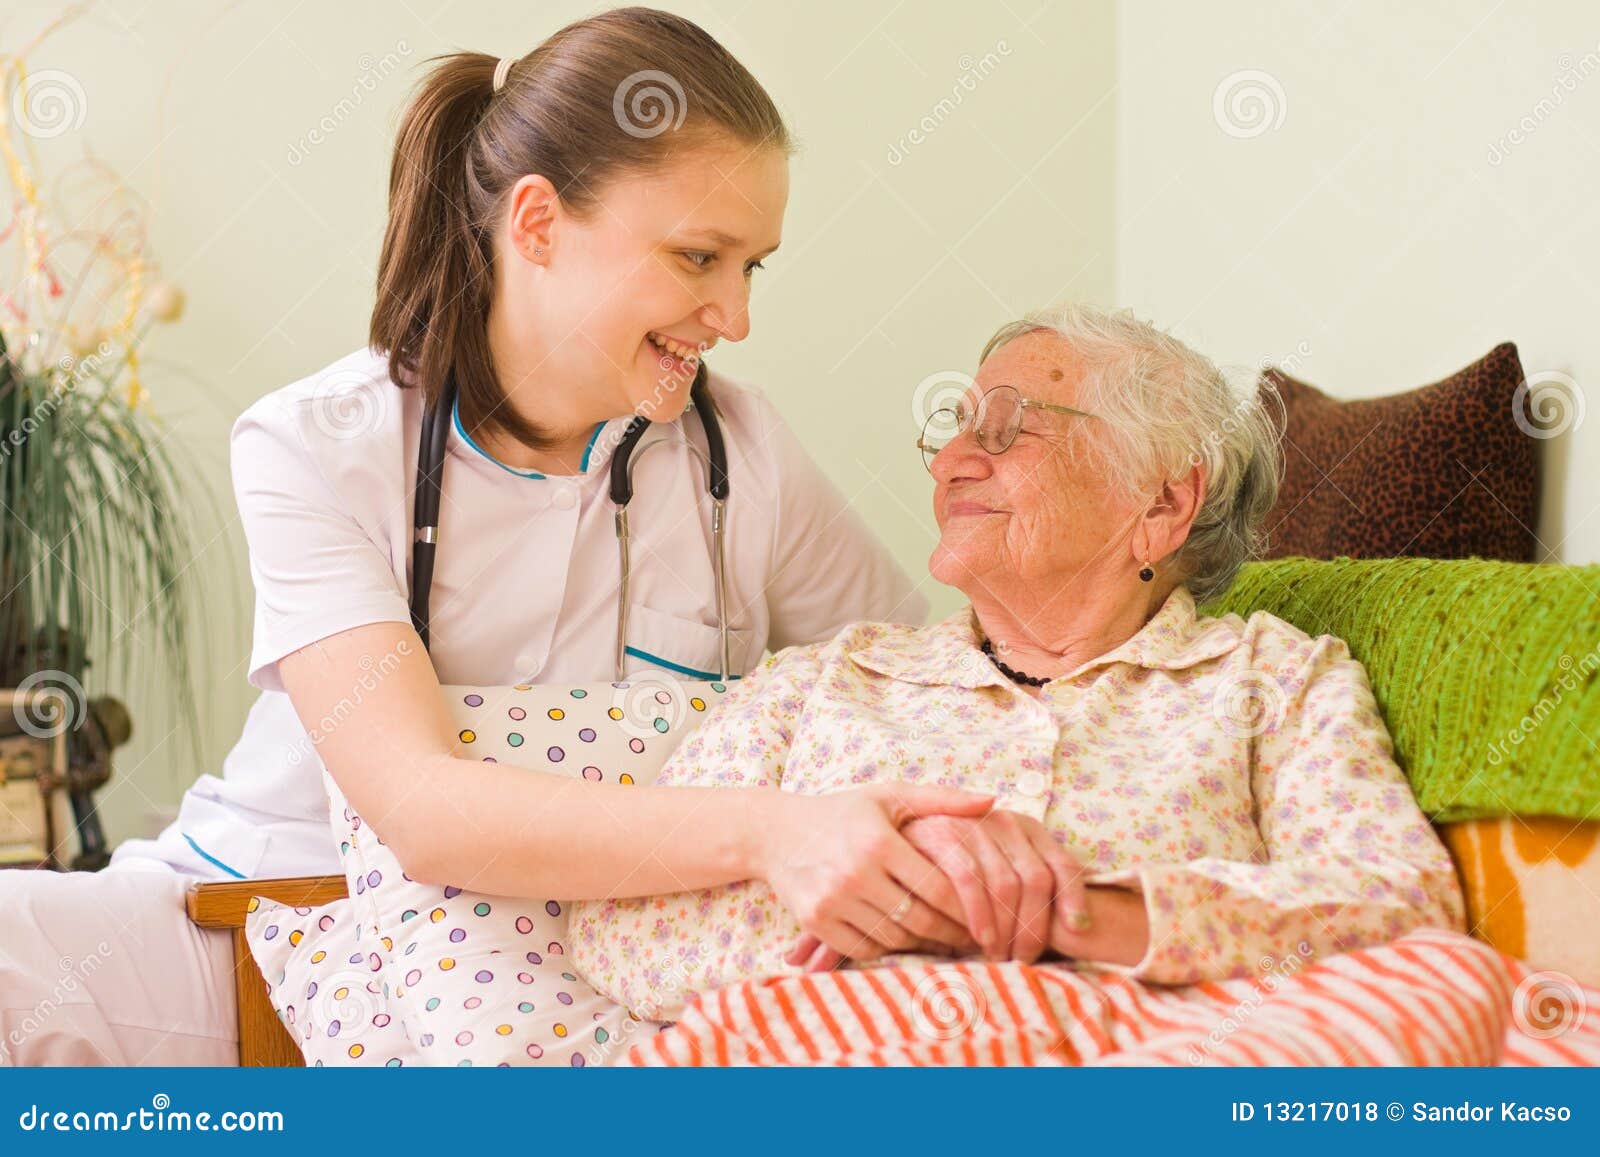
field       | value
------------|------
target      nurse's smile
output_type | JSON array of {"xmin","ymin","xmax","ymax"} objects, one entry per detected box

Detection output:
[{"xmin": 641, "ymin": 331, "xmax": 711, "ymax": 384}]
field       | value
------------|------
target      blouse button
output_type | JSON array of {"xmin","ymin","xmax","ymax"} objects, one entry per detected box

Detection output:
[
  {"xmin": 552, "ymin": 485, "xmax": 577, "ymax": 511},
  {"xmin": 1017, "ymin": 770, "xmax": 1048, "ymax": 798}
]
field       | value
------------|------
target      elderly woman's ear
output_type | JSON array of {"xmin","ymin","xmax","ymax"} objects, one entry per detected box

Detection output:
[{"xmin": 1132, "ymin": 465, "xmax": 1207, "ymax": 583}]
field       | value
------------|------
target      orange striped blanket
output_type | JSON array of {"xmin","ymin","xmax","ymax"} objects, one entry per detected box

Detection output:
[{"xmin": 621, "ymin": 929, "xmax": 1598, "ymax": 1067}]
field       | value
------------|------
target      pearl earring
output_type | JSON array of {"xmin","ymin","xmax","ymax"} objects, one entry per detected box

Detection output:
[{"xmin": 1139, "ymin": 562, "xmax": 1154, "ymax": 582}]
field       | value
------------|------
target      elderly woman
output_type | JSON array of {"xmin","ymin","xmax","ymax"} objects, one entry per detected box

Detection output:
[{"xmin": 568, "ymin": 304, "xmax": 1466, "ymax": 1026}]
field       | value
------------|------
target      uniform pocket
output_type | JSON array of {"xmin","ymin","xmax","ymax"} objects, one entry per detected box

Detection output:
[{"xmin": 621, "ymin": 604, "xmax": 755, "ymax": 681}]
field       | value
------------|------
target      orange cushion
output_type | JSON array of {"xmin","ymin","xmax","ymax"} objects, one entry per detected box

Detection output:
[{"xmin": 1437, "ymin": 816, "xmax": 1600, "ymax": 985}]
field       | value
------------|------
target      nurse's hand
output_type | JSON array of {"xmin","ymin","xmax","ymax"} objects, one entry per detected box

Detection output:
[{"xmin": 755, "ymin": 784, "xmax": 994, "ymax": 963}]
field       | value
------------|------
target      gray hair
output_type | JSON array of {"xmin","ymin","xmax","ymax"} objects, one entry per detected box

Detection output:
[{"xmin": 979, "ymin": 303, "xmax": 1282, "ymax": 604}]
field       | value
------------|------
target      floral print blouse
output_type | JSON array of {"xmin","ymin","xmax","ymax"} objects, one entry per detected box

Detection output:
[{"xmin": 568, "ymin": 585, "xmax": 1467, "ymax": 1020}]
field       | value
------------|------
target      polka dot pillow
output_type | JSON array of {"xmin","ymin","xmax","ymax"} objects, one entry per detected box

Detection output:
[
  {"xmin": 262, "ymin": 675, "xmax": 731, "ymax": 1067},
  {"xmin": 245, "ymin": 893, "xmax": 418, "ymax": 1066}
]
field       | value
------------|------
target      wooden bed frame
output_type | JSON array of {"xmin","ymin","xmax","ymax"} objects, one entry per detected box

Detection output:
[{"xmin": 186, "ymin": 874, "xmax": 349, "ymax": 1067}]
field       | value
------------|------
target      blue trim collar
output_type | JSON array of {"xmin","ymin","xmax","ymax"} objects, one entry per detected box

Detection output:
[
  {"xmin": 579, "ymin": 423, "xmax": 604, "ymax": 473},
  {"xmin": 452, "ymin": 396, "xmax": 607, "ymax": 479},
  {"xmin": 452, "ymin": 395, "xmax": 545, "ymax": 478}
]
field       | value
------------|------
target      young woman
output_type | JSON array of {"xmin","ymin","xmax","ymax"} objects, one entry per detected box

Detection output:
[{"xmin": 0, "ymin": 7, "xmax": 995, "ymax": 1065}]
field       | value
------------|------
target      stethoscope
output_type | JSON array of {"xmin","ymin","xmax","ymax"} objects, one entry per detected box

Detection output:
[{"xmin": 408, "ymin": 365, "xmax": 732, "ymax": 682}]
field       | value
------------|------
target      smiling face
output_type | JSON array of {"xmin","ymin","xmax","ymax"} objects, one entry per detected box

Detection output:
[
  {"xmin": 928, "ymin": 330, "xmax": 1147, "ymax": 602},
  {"xmin": 498, "ymin": 136, "xmax": 788, "ymax": 428}
]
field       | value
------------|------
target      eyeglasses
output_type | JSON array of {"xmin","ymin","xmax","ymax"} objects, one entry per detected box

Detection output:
[{"xmin": 916, "ymin": 384, "xmax": 1096, "ymax": 473}]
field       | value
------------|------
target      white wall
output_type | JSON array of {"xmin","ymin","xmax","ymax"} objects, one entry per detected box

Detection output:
[
  {"xmin": 5, "ymin": 0, "xmax": 1116, "ymax": 848},
  {"xmin": 1115, "ymin": 0, "xmax": 1600, "ymax": 565}
]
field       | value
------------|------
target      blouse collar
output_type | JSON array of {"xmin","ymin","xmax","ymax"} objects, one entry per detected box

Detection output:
[{"xmin": 848, "ymin": 585, "xmax": 1240, "ymax": 689}]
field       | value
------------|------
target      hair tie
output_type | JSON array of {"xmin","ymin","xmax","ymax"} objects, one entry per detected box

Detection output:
[{"xmin": 492, "ymin": 56, "xmax": 514, "ymax": 93}]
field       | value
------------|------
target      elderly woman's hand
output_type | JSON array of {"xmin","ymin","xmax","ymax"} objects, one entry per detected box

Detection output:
[
  {"xmin": 1050, "ymin": 884, "xmax": 1151, "ymax": 968},
  {"xmin": 786, "ymin": 808, "xmax": 1094, "ymax": 971},
  {"xmin": 900, "ymin": 809, "xmax": 1093, "ymax": 962}
]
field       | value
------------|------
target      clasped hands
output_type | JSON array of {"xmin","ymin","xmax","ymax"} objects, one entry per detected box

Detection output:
[{"xmin": 770, "ymin": 794, "xmax": 1151, "ymax": 974}]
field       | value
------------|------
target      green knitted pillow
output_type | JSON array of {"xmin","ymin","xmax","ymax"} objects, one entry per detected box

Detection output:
[{"xmin": 1202, "ymin": 557, "xmax": 1600, "ymax": 823}]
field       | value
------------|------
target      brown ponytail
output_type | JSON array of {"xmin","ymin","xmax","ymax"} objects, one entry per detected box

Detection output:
[{"xmin": 369, "ymin": 7, "xmax": 792, "ymax": 451}]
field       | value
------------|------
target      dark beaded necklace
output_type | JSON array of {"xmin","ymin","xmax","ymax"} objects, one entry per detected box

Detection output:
[{"xmin": 980, "ymin": 638, "xmax": 1053, "ymax": 687}]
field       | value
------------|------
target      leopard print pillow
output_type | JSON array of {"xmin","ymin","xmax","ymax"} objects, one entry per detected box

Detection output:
[{"xmin": 1262, "ymin": 342, "xmax": 1540, "ymax": 561}]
